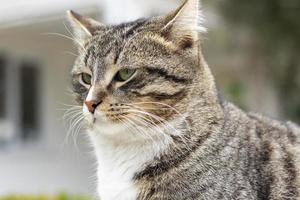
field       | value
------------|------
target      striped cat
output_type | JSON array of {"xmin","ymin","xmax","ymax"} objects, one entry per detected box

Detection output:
[{"xmin": 67, "ymin": 0, "xmax": 300, "ymax": 199}]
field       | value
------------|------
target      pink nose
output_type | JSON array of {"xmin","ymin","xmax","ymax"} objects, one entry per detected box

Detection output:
[{"xmin": 84, "ymin": 101, "xmax": 102, "ymax": 114}]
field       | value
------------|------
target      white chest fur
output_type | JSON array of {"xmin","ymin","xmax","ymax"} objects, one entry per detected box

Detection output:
[{"xmin": 89, "ymin": 126, "xmax": 173, "ymax": 200}]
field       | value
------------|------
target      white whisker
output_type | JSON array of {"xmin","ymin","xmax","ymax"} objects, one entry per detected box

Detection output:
[{"xmin": 41, "ymin": 32, "xmax": 88, "ymax": 54}]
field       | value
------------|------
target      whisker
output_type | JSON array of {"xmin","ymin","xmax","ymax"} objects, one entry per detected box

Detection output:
[
  {"xmin": 69, "ymin": 115, "xmax": 85, "ymax": 148},
  {"xmin": 41, "ymin": 32, "xmax": 88, "ymax": 54},
  {"xmin": 62, "ymin": 51, "xmax": 79, "ymax": 57},
  {"xmin": 62, "ymin": 19, "xmax": 89, "ymax": 54},
  {"xmin": 63, "ymin": 110, "xmax": 84, "ymax": 145},
  {"xmin": 126, "ymin": 112, "xmax": 184, "ymax": 153},
  {"xmin": 121, "ymin": 115, "xmax": 151, "ymax": 142},
  {"xmin": 129, "ymin": 101, "xmax": 185, "ymax": 117},
  {"xmin": 128, "ymin": 102, "xmax": 191, "ymax": 132},
  {"xmin": 124, "ymin": 115, "xmax": 161, "ymax": 150},
  {"xmin": 128, "ymin": 108, "xmax": 192, "ymax": 152}
]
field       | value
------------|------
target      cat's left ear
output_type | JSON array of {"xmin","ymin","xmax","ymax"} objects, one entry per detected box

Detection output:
[
  {"xmin": 67, "ymin": 10, "xmax": 103, "ymax": 46},
  {"xmin": 162, "ymin": 0, "xmax": 206, "ymax": 48}
]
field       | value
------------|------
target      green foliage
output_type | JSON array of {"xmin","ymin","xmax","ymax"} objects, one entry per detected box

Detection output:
[
  {"xmin": 225, "ymin": 81, "xmax": 247, "ymax": 110},
  {"xmin": 218, "ymin": 0, "xmax": 300, "ymax": 122},
  {"xmin": 0, "ymin": 193, "xmax": 92, "ymax": 200}
]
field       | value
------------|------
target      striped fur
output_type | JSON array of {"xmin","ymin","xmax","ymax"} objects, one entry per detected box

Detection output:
[{"xmin": 67, "ymin": 0, "xmax": 300, "ymax": 199}]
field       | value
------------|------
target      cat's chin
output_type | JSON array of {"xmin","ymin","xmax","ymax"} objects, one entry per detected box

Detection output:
[
  {"xmin": 92, "ymin": 121, "xmax": 126, "ymax": 135},
  {"xmin": 87, "ymin": 121, "xmax": 149, "ymax": 143},
  {"xmin": 83, "ymin": 113, "xmax": 132, "ymax": 139}
]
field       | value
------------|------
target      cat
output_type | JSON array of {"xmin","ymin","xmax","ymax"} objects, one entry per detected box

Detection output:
[{"xmin": 67, "ymin": 0, "xmax": 300, "ymax": 199}]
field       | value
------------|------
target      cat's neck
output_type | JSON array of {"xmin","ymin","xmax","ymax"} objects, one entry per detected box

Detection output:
[{"xmin": 88, "ymin": 124, "xmax": 176, "ymax": 199}]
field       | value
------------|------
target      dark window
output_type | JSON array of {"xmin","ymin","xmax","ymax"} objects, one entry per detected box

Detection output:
[
  {"xmin": 19, "ymin": 62, "xmax": 40, "ymax": 141},
  {"xmin": 0, "ymin": 56, "xmax": 6, "ymax": 119}
]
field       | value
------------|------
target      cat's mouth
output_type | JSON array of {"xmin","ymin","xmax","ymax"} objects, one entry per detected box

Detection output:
[
  {"xmin": 82, "ymin": 104, "xmax": 184, "ymax": 140},
  {"xmin": 84, "ymin": 109, "xmax": 127, "ymax": 128},
  {"xmin": 83, "ymin": 106, "xmax": 106, "ymax": 125},
  {"xmin": 83, "ymin": 102, "xmax": 178, "ymax": 131}
]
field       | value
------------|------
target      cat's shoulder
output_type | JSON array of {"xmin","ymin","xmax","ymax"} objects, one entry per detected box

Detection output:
[
  {"xmin": 221, "ymin": 100, "xmax": 300, "ymax": 143},
  {"xmin": 247, "ymin": 111, "xmax": 300, "ymax": 143}
]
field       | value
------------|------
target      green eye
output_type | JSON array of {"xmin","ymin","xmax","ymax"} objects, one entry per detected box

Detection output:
[
  {"xmin": 115, "ymin": 69, "xmax": 136, "ymax": 82},
  {"xmin": 81, "ymin": 73, "xmax": 92, "ymax": 85}
]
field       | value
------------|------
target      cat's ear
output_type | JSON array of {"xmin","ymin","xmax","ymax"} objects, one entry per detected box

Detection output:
[
  {"xmin": 67, "ymin": 10, "xmax": 103, "ymax": 46},
  {"xmin": 162, "ymin": 0, "xmax": 206, "ymax": 48}
]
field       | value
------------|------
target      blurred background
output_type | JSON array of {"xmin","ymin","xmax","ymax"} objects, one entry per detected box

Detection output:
[{"xmin": 0, "ymin": 0, "xmax": 299, "ymax": 199}]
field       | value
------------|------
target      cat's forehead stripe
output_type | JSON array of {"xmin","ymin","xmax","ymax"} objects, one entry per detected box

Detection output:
[
  {"xmin": 122, "ymin": 19, "xmax": 148, "ymax": 39},
  {"xmin": 84, "ymin": 18, "xmax": 150, "ymax": 67}
]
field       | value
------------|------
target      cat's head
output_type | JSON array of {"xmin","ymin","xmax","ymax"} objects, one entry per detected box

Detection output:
[{"xmin": 67, "ymin": 0, "xmax": 210, "ymax": 138}]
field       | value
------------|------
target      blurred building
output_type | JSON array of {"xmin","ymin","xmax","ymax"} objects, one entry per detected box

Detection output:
[
  {"xmin": 0, "ymin": 0, "xmax": 177, "ymax": 197},
  {"xmin": 0, "ymin": 0, "xmax": 99, "ymax": 196}
]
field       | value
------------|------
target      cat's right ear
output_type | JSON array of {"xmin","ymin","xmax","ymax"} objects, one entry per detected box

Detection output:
[
  {"xmin": 160, "ymin": 0, "xmax": 206, "ymax": 49},
  {"xmin": 67, "ymin": 10, "xmax": 103, "ymax": 47}
]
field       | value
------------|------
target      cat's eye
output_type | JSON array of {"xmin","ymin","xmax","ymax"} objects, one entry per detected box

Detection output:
[
  {"xmin": 81, "ymin": 73, "xmax": 92, "ymax": 85},
  {"xmin": 115, "ymin": 69, "xmax": 136, "ymax": 82}
]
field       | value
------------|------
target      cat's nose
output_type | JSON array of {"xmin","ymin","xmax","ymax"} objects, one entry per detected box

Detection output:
[{"xmin": 84, "ymin": 100, "xmax": 102, "ymax": 114}]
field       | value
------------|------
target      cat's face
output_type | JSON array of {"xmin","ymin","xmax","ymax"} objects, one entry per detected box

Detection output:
[{"xmin": 68, "ymin": 0, "xmax": 205, "ymax": 137}]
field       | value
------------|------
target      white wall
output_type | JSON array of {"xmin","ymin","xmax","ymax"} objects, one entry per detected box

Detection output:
[
  {"xmin": 0, "ymin": 20, "xmax": 96, "ymax": 196},
  {"xmin": 99, "ymin": 0, "xmax": 176, "ymax": 24},
  {"xmin": 0, "ymin": 0, "xmax": 97, "ymax": 28}
]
